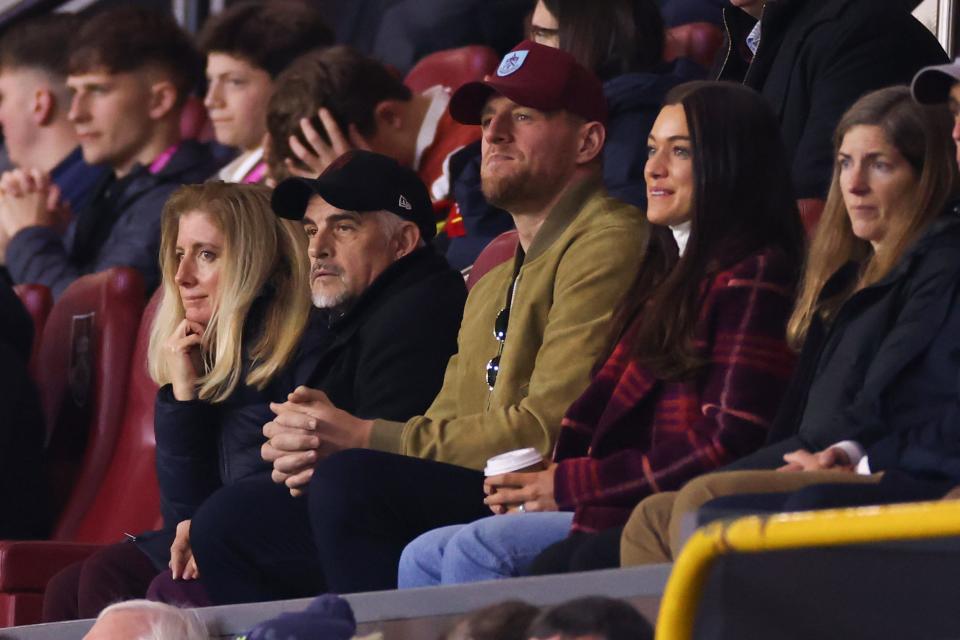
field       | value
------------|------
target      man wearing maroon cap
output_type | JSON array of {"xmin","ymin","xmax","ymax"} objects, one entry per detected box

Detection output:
[{"xmin": 196, "ymin": 42, "xmax": 647, "ymax": 602}]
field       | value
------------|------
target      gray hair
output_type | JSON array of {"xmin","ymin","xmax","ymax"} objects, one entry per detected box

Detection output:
[
  {"xmin": 96, "ymin": 600, "xmax": 208, "ymax": 640},
  {"xmin": 370, "ymin": 210, "xmax": 427, "ymax": 248}
]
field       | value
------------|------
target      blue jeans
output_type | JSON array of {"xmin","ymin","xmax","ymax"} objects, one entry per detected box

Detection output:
[{"xmin": 398, "ymin": 512, "xmax": 575, "ymax": 587}]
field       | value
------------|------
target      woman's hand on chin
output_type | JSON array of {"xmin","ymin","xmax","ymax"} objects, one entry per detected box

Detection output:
[{"xmin": 164, "ymin": 318, "xmax": 205, "ymax": 401}]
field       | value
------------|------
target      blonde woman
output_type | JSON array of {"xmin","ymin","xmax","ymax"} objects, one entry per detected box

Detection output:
[
  {"xmin": 621, "ymin": 86, "xmax": 960, "ymax": 566},
  {"xmin": 43, "ymin": 182, "xmax": 318, "ymax": 621}
]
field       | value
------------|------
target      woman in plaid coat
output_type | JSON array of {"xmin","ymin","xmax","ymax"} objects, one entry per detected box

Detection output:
[{"xmin": 398, "ymin": 81, "xmax": 806, "ymax": 586}]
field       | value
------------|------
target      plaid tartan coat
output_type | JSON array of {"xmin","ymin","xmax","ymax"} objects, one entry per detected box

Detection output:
[{"xmin": 553, "ymin": 247, "xmax": 797, "ymax": 532}]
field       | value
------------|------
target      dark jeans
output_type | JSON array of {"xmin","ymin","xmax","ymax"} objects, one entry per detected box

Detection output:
[
  {"xmin": 527, "ymin": 526, "xmax": 624, "ymax": 576},
  {"xmin": 42, "ymin": 541, "xmax": 157, "ymax": 622},
  {"xmin": 190, "ymin": 472, "xmax": 324, "ymax": 605},
  {"xmin": 309, "ymin": 449, "xmax": 489, "ymax": 593}
]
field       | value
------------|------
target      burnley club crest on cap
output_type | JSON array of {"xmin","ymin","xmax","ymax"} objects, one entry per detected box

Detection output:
[{"xmin": 497, "ymin": 50, "xmax": 528, "ymax": 77}]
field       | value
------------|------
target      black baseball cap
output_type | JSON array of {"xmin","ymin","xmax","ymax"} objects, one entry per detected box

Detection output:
[{"xmin": 271, "ymin": 150, "xmax": 436, "ymax": 240}]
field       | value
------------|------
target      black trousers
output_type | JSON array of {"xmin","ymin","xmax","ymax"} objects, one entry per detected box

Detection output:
[
  {"xmin": 527, "ymin": 526, "xmax": 624, "ymax": 576},
  {"xmin": 191, "ymin": 452, "xmax": 488, "ymax": 603},
  {"xmin": 309, "ymin": 449, "xmax": 489, "ymax": 593},
  {"xmin": 190, "ymin": 472, "xmax": 325, "ymax": 605}
]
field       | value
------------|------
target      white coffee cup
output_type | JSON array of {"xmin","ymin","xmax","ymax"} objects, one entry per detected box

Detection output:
[{"xmin": 484, "ymin": 448, "xmax": 546, "ymax": 476}]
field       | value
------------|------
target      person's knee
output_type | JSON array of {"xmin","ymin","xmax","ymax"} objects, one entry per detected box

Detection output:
[
  {"xmin": 675, "ymin": 472, "xmax": 727, "ymax": 512},
  {"xmin": 308, "ymin": 449, "xmax": 388, "ymax": 519},
  {"xmin": 398, "ymin": 536, "xmax": 442, "ymax": 588},
  {"xmin": 190, "ymin": 483, "xmax": 256, "ymax": 563}
]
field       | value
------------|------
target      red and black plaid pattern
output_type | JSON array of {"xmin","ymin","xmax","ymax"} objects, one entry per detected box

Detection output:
[{"xmin": 553, "ymin": 248, "xmax": 798, "ymax": 532}]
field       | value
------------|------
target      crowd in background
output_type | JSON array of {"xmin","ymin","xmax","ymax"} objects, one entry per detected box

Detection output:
[{"xmin": 0, "ymin": 0, "xmax": 957, "ymax": 638}]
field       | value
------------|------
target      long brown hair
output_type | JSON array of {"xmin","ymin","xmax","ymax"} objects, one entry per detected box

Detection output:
[
  {"xmin": 787, "ymin": 86, "xmax": 958, "ymax": 348},
  {"xmin": 608, "ymin": 81, "xmax": 804, "ymax": 380}
]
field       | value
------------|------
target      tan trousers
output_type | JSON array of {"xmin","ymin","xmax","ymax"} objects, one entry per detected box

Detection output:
[{"xmin": 620, "ymin": 469, "xmax": 882, "ymax": 566}]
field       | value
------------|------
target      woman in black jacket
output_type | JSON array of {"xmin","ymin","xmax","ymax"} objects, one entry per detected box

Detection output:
[
  {"xmin": 43, "ymin": 182, "xmax": 317, "ymax": 620},
  {"xmin": 620, "ymin": 86, "xmax": 960, "ymax": 566}
]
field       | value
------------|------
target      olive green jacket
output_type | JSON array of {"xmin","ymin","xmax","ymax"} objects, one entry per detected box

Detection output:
[{"xmin": 368, "ymin": 175, "xmax": 647, "ymax": 470}]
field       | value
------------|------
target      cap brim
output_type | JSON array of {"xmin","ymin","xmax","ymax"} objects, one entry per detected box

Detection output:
[
  {"xmin": 450, "ymin": 78, "xmax": 560, "ymax": 124},
  {"xmin": 912, "ymin": 64, "xmax": 960, "ymax": 104},
  {"xmin": 271, "ymin": 175, "xmax": 379, "ymax": 220},
  {"xmin": 449, "ymin": 81, "xmax": 497, "ymax": 124},
  {"xmin": 271, "ymin": 178, "xmax": 316, "ymax": 220}
]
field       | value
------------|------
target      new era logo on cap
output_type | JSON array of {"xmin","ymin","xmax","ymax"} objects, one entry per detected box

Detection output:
[
  {"xmin": 398, "ymin": 195, "xmax": 412, "ymax": 210},
  {"xmin": 497, "ymin": 50, "xmax": 528, "ymax": 77}
]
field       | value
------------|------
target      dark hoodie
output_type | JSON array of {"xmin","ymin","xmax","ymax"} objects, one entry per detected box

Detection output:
[{"xmin": 602, "ymin": 58, "xmax": 704, "ymax": 209}]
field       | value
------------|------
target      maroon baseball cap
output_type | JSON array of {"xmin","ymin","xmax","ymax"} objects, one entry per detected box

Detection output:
[{"xmin": 449, "ymin": 40, "xmax": 607, "ymax": 125}]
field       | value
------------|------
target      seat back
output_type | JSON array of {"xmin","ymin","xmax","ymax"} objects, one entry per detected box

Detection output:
[
  {"xmin": 36, "ymin": 268, "xmax": 145, "ymax": 541},
  {"xmin": 71, "ymin": 289, "xmax": 163, "ymax": 543},
  {"xmin": 180, "ymin": 94, "xmax": 215, "ymax": 143},
  {"xmin": 466, "ymin": 230, "xmax": 519, "ymax": 290},
  {"xmin": 404, "ymin": 45, "xmax": 500, "ymax": 93},
  {"xmin": 798, "ymin": 198, "xmax": 825, "ymax": 237},
  {"xmin": 13, "ymin": 284, "xmax": 52, "ymax": 382},
  {"xmin": 664, "ymin": 22, "xmax": 725, "ymax": 69}
]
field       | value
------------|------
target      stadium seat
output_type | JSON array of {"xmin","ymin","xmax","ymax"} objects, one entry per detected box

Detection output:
[
  {"xmin": 404, "ymin": 45, "xmax": 500, "ymax": 94},
  {"xmin": 13, "ymin": 284, "xmax": 52, "ymax": 382},
  {"xmin": 664, "ymin": 22, "xmax": 724, "ymax": 70},
  {"xmin": 798, "ymin": 198, "xmax": 825, "ymax": 236},
  {"xmin": 180, "ymin": 94, "xmax": 215, "ymax": 143},
  {"xmin": 465, "ymin": 229, "xmax": 518, "ymax": 290},
  {"xmin": 35, "ymin": 268, "xmax": 145, "ymax": 533},
  {"xmin": 0, "ymin": 287, "xmax": 161, "ymax": 629}
]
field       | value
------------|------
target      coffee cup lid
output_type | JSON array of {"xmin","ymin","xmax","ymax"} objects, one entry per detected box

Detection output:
[{"xmin": 484, "ymin": 448, "xmax": 544, "ymax": 476}]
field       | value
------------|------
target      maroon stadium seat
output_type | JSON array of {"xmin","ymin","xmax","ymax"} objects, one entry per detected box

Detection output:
[
  {"xmin": 466, "ymin": 230, "xmax": 519, "ymax": 291},
  {"xmin": 664, "ymin": 22, "xmax": 724, "ymax": 69},
  {"xmin": 798, "ymin": 198, "xmax": 825, "ymax": 236},
  {"xmin": 404, "ymin": 45, "xmax": 500, "ymax": 94},
  {"xmin": 0, "ymin": 270, "xmax": 149, "ymax": 628},
  {"xmin": 13, "ymin": 284, "xmax": 52, "ymax": 382},
  {"xmin": 180, "ymin": 94, "xmax": 215, "ymax": 143}
]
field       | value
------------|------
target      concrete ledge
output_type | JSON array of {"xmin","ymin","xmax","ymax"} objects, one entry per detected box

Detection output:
[{"xmin": 0, "ymin": 564, "xmax": 672, "ymax": 639}]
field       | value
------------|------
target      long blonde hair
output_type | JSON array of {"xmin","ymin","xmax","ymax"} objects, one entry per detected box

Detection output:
[
  {"xmin": 148, "ymin": 182, "xmax": 311, "ymax": 402},
  {"xmin": 787, "ymin": 86, "xmax": 958, "ymax": 348}
]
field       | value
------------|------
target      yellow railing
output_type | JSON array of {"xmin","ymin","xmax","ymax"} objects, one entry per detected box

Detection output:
[{"xmin": 655, "ymin": 499, "xmax": 960, "ymax": 640}]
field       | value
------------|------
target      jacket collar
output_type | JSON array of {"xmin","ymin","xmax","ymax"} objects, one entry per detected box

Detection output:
[
  {"xmin": 823, "ymin": 203, "xmax": 960, "ymax": 297},
  {"xmin": 114, "ymin": 140, "xmax": 214, "ymax": 209},
  {"xmin": 719, "ymin": 0, "xmax": 840, "ymax": 104},
  {"xmin": 521, "ymin": 173, "xmax": 605, "ymax": 265},
  {"xmin": 325, "ymin": 247, "xmax": 452, "ymax": 341}
]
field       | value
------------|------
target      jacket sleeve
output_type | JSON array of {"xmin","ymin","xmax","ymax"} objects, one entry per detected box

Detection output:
[
  {"xmin": 352, "ymin": 272, "xmax": 466, "ymax": 422},
  {"xmin": 153, "ymin": 385, "xmax": 221, "ymax": 528},
  {"xmin": 553, "ymin": 255, "xmax": 797, "ymax": 508},
  {"xmin": 370, "ymin": 217, "xmax": 646, "ymax": 469},
  {"xmin": 824, "ymin": 250, "xmax": 960, "ymax": 450},
  {"xmin": 5, "ymin": 184, "xmax": 172, "ymax": 297},
  {"xmin": 860, "ymin": 281, "xmax": 960, "ymax": 479},
  {"xmin": 6, "ymin": 226, "xmax": 83, "ymax": 299}
]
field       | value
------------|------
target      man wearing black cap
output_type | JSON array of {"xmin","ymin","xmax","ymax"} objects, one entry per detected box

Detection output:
[
  {"xmin": 213, "ymin": 41, "xmax": 648, "ymax": 600},
  {"xmin": 189, "ymin": 150, "xmax": 466, "ymax": 602}
]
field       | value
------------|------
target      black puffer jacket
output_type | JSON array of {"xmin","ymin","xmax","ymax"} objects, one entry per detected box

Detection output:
[{"xmin": 728, "ymin": 208, "xmax": 960, "ymax": 470}]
